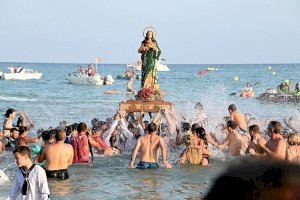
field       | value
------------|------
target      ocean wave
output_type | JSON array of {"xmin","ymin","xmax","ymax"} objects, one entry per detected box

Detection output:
[{"xmin": 0, "ymin": 96, "xmax": 38, "ymax": 102}]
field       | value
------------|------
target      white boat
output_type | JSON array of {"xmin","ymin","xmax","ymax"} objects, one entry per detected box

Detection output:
[
  {"xmin": 66, "ymin": 73, "xmax": 114, "ymax": 86},
  {"xmin": 0, "ymin": 69, "xmax": 42, "ymax": 80},
  {"xmin": 131, "ymin": 59, "xmax": 170, "ymax": 72}
]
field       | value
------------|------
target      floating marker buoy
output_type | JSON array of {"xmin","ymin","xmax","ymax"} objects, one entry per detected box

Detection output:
[
  {"xmin": 233, "ymin": 76, "xmax": 239, "ymax": 81},
  {"xmin": 272, "ymin": 71, "xmax": 276, "ymax": 76},
  {"xmin": 268, "ymin": 66, "xmax": 272, "ymax": 70}
]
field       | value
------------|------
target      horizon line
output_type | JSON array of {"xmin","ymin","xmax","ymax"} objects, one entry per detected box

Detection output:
[{"xmin": 0, "ymin": 61, "xmax": 299, "ymax": 66}]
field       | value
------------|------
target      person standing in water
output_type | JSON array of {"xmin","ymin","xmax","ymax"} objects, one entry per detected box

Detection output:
[
  {"xmin": 258, "ymin": 121, "xmax": 286, "ymax": 161},
  {"xmin": 7, "ymin": 146, "xmax": 50, "ymax": 200},
  {"xmin": 228, "ymin": 104, "xmax": 248, "ymax": 133},
  {"xmin": 3, "ymin": 108, "xmax": 16, "ymax": 137},
  {"xmin": 138, "ymin": 28, "xmax": 161, "ymax": 92},
  {"xmin": 129, "ymin": 123, "xmax": 172, "ymax": 169}
]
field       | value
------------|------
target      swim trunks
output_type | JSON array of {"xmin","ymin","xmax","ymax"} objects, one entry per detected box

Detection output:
[
  {"xmin": 136, "ymin": 161, "xmax": 159, "ymax": 169},
  {"xmin": 45, "ymin": 169, "xmax": 69, "ymax": 179}
]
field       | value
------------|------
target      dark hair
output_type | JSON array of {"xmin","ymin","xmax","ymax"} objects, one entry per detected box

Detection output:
[
  {"xmin": 18, "ymin": 126, "xmax": 28, "ymax": 135},
  {"xmin": 65, "ymin": 125, "xmax": 74, "ymax": 136},
  {"xmin": 77, "ymin": 122, "xmax": 87, "ymax": 133},
  {"xmin": 268, "ymin": 121, "xmax": 281, "ymax": 134},
  {"xmin": 196, "ymin": 127, "xmax": 208, "ymax": 145},
  {"xmin": 195, "ymin": 102, "xmax": 203, "ymax": 110},
  {"xmin": 249, "ymin": 125, "xmax": 259, "ymax": 134},
  {"xmin": 228, "ymin": 104, "xmax": 237, "ymax": 111},
  {"xmin": 109, "ymin": 135, "xmax": 117, "ymax": 146},
  {"xmin": 41, "ymin": 130, "xmax": 51, "ymax": 141},
  {"xmin": 55, "ymin": 130, "xmax": 66, "ymax": 141},
  {"xmin": 147, "ymin": 123, "xmax": 157, "ymax": 133},
  {"xmin": 13, "ymin": 146, "xmax": 31, "ymax": 157},
  {"xmin": 191, "ymin": 123, "xmax": 201, "ymax": 132},
  {"xmin": 10, "ymin": 127, "xmax": 19, "ymax": 133},
  {"xmin": 16, "ymin": 117, "xmax": 23, "ymax": 127},
  {"xmin": 226, "ymin": 120, "xmax": 238, "ymax": 130},
  {"xmin": 181, "ymin": 122, "xmax": 191, "ymax": 132},
  {"xmin": 72, "ymin": 123, "xmax": 78, "ymax": 131},
  {"xmin": 128, "ymin": 123, "xmax": 135, "ymax": 130},
  {"xmin": 4, "ymin": 108, "xmax": 15, "ymax": 118}
]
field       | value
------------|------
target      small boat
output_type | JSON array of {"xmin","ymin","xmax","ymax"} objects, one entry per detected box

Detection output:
[
  {"xmin": 0, "ymin": 68, "xmax": 42, "ymax": 80},
  {"xmin": 240, "ymin": 91, "xmax": 254, "ymax": 98},
  {"xmin": 256, "ymin": 89, "xmax": 300, "ymax": 103},
  {"xmin": 66, "ymin": 73, "xmax": 114, "ymax": 86},
  {"xmin": 132, "ymin": 59, "xmax": 170, "ymax": 72}
]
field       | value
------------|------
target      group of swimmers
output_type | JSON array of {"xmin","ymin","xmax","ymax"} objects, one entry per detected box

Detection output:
[
  {"xmin": 277, "ymin": 80, "xmax": 300, "ymax": 96},
  {"xmin": 1, "ymin": 103, "xmax": 300, "ymax": 199}
]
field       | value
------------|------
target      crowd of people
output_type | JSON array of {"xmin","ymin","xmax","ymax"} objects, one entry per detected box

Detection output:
[{"xmin": 1, "ymin": 103, "xmax": 300, "ymax": 199}]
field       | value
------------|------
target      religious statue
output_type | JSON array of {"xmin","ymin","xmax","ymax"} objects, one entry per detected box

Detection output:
[{"xmin": 138, "ymin": 27, "xmax": 161, "ymax": 92}]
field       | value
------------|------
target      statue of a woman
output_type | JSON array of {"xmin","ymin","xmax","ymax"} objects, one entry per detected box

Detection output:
[{"xmin": 138, "ymin": 29, "xmax": 161, "ymax": 91}]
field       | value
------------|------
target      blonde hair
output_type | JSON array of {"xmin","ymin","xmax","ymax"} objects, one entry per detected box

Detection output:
[{"xmin": 288, "ymin": 133, "xmax": 300, "ymax": 145}]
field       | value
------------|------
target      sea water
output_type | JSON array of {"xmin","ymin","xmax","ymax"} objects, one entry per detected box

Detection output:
[{"xmin": 0, "ymin": 63, "xmax": 299, "ymax": 199}]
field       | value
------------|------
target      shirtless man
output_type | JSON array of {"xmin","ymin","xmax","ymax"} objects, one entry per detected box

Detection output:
[
  {"xmin": 258, "ymin": 121, "xmax": 286, "ymax": 161},
  {"xmin": 220, "ymin": 120, "xmax": 247, "ymax": 156},
  {"xmin": 228, "ymin": 104, "xmax": 247, "ymax": 133},
  {"xmin": 129, "ymin": 123, "xmax": 172, "ymax": 169},
  {"xmin": 38, "ymin": 130, "xmax": 73, "ymax": 179}
]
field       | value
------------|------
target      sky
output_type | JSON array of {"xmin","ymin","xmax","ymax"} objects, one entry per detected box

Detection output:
[{"xmin": 0, "ymin": 0, "xmax": 300, "ymax": 64}]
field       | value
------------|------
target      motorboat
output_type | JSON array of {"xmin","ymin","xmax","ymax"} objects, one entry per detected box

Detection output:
[
  {"xmin": 0, "ymin": 68, "xmax": 42, "ymax": 80},
  {"xmin": 131, "ymin": 59, "xmax": 170, "ymax": 72},
  {"xmin": 66, "ymin": 73, "xmax": 114, "ymax": 86}
]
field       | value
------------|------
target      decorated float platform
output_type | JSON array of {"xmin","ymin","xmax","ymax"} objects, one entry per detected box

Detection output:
[{"xmin": 119, "ymin": 99, "xmax": 173, "ymax": 112}]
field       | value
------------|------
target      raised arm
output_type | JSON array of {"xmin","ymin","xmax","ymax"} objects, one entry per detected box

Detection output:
[{"xmin": 129, "ymin": 138, "xmax": 141, "ymax": 168}]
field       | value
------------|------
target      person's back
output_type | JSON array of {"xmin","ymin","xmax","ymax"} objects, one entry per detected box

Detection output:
[
  {"xmin": 228, "ymin": 105, "xmax": 247, "ymax": 132},
  {"xmin": 139, "ymin": 134, "xmax": 160, "ymax": 163},
  {"xmin": 227, "ymin": 131, "xmax": 243, "ymax": 156},
  {"xmin": 40, "ymin": 130, "xmax": 73, "ymax": 179},
  {"xmin": 71, "ymin": 132, "xmax": 89, "ymax": 163},
  {"xmin": 129, "ymin": 122, "xmax": 172, "ymax": 169},
  {"xmin": 44, "ymin": 134, "xmax": 73, "ymax": 170}
]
